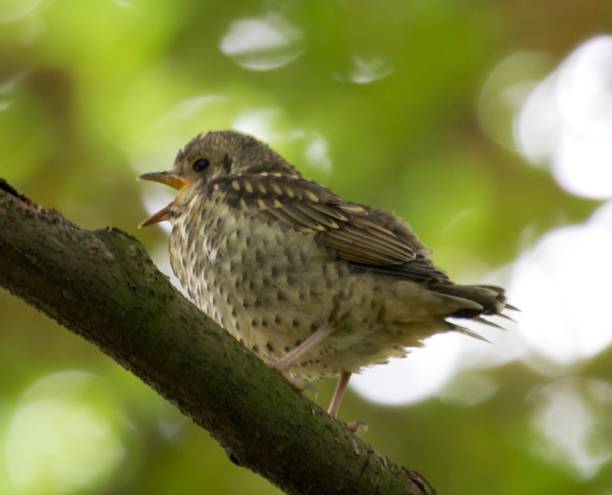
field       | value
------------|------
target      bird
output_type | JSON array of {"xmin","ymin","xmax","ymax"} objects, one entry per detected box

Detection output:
[{"xmin": 139, "ymin": 130, "xmax": 512, "ymax": 422}]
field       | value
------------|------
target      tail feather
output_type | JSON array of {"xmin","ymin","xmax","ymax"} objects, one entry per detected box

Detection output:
[
  {"xmin": 473, "ymin": 316, "xmax": 507, "ymax": 331},
  {"xmin": 498, "ymin": 312, "xmax": 518, "ymax": 324},
  {"xmin": 446, "ymin": 321, "xmax": 491, "ymax": 343},
  {"xmin": 433, "ymin": 282, "xmax": 516, "ymax": 341},
  {"xmin": 432, "ymin": 283, "xmax": 507, "ymax": 317},
  {"xmin": 432, "ymin": 284, "xmax": 515, "ymax": 342}
]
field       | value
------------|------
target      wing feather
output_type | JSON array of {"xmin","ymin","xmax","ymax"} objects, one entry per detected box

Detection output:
[{"xmin": 212, "ymin": 173, "xmax": 447, "ymax": 283}]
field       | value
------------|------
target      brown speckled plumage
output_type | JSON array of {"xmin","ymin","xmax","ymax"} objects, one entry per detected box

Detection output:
[{"xmin": 140, "ymin": 130, "xmax": 511, "ymax": 417}]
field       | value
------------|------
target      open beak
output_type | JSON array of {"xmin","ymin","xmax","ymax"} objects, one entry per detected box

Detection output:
[
  {"xmin": 138, "ymin": 171, "xmax": 187, "ymax": 228},
  {"xmin": 139, "ymin": 171, "xmax": 186, "ymax": 190}
]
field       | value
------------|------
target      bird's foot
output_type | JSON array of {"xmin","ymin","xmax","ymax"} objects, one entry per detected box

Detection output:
[
  {"xmin": 345, "ymin": 420, "xmax": 368, "ymax": 434},
  {"xmin": 271, "ymin": 364, "xmax": 318, "ymax": 397},
  {"xmin": 289, "ymin": 378, "xmax": 318, "ymax": 397}
]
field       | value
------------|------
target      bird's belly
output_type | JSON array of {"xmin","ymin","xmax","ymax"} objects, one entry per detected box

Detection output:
[
  {"xmin": 170, "ymin": 210, "xmax": 340, "ymax": 366},
  {"xmin": 170, "ymin": 207, "xmax": 445, "ymax": 380}
]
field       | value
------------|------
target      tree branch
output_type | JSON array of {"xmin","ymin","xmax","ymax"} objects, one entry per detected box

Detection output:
[{"xmin": 0, "ymin": 178, "xmax": 437, "ymax": 495}]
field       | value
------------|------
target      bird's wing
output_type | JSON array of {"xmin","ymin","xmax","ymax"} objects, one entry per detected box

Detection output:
[{"xmin": 211, "ymin": 173, "xmax": 449, "ymax": 283}]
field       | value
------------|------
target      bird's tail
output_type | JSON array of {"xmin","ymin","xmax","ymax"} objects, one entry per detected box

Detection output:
[
  {"xmin": 432, "ymin": 283, "xmax": 506, "ymax": 316},
  {"xmin": 431, "ymin": 283, "xmax": 517, "ymax": 341}
]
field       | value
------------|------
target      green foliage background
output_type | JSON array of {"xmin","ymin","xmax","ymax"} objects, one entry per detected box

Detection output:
[{"xmin": 1, "ymin": 1, "xmax": 611, "ymax": 494}]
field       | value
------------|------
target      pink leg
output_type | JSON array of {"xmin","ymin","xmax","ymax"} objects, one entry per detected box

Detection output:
[
  {"xmin": 327, "ymin": 371, "xmax": 351, "ymax": 418},
  {"xmin": 272, "ymin": 323, "xmax": 334, "ymax": 373}
]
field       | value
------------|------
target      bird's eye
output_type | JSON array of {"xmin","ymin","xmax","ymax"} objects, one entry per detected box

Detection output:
[{"xmin": 192, "ymin": 158, "xmax": 210, "ymax": 173}]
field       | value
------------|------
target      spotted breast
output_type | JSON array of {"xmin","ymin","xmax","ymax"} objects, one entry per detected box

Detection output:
[{"xmin": 169, "ymin": 186, "xmax": 445, "ymax": 380}]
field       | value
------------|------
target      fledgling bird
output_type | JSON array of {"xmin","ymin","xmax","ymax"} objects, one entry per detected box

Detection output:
[{"xmin": 139, "ymin": 130, "xmax": 511, "ymax": 421}]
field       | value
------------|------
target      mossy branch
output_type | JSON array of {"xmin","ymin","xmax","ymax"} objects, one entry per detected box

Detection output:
[{"xmin": 0, "ymin": 178, "xmax": 437, "ymax": 495}]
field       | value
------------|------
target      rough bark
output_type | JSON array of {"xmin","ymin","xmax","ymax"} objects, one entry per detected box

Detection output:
[{"xmin": 0, "ymin": 178, "xmax": 437, "ymax": 495}]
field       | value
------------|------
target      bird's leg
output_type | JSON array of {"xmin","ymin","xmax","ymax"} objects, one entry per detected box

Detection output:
[
  {"xmin": 272, "ymin": 323, "xmax": 334, "ymax": 374},
  {"xmin": 327, "ymin": 371, "xmax": 351, "ymax": 417},
  {"xmin": 327, "ymin": 371, "xmax": 367, "ymax": 433}
]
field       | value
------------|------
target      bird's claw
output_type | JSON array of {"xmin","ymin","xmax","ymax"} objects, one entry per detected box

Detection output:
[
  {"xmin": 271, "ymin": 364, "xmax": 318, "ymax": 397},
  {"xmin": 298, "ymin": 382, "xmax": 319, "ymax": 398},
  {"xmin": 285, "ymin": 377, "xmax": 317, "ymax": 397},
  {"xmin": 345, "ymin": 420, "xmax": 368, "ymax": 433}
]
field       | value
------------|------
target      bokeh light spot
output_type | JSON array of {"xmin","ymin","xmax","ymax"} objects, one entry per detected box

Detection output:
[
  {"xmin": 479, "ymin": 52, "xmax": 555, "ymax": 152},
  {"xmin": 514, "ymin": 73, "xmax": 561, "ymax": 166},
  {"xmin": 509, "ymin": 217, "xmax": 612, "ymax": 368},
  {"xmin": 232, "ymin": 108, "xmax": 282, "ymax": 142},
  {"xmin": 3, "ymin": 372, "xmax": 126, "ymax": 494},
  {"xmin": 556, "ymin": 36, "xmax": 612, "ymax": 137},
  {"xmin": 552, "ymin": 129, "xmax": 612, "ymax": 199},
  {"xmin": 514, "ymin": 36, "xmax": 612, "ymax": 199},
  {"xmin": 531, "ymin": 378, "xmax": 612, "ymax": 479},
  {"xmin": 303, "ymin": 133, "xmax": 331, "ymax": 172},
  {"xmin": 333, "ymin": 55, "xmax": 394, "ymax": 85},
  {"xmin": 219, "ymin": 14, "xmax": 304, "ymax": 71}
]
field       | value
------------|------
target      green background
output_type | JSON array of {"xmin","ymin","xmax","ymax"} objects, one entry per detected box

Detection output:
[{"xmin": 1, "ymin": 1, "xmax": 612, "ymax": 494}]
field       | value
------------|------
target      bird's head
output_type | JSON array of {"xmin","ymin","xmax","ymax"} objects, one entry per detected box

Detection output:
[{"xmin": 138, "ymin": 130, "xmax": 288, "ymax": 227}]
